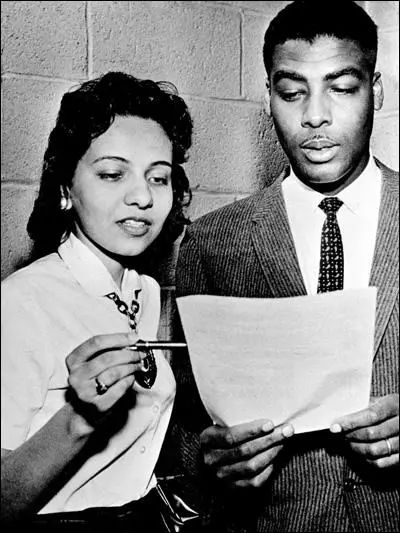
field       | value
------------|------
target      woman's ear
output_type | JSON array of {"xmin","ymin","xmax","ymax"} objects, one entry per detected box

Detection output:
[{"xmin": 60, "ymin": 186, "xmax": 72, "ymax": 211}]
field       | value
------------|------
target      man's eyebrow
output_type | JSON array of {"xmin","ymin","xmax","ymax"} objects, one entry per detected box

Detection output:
[
  {"xmin": 272, "ymin": 67, "xmax": 365, "ymax": 85},
  {"xmin": 272, "ymin": 70, "xmax": 306, "ymax": 84},
  {"xmin": 324, "ymin": 67, "xmax": 364, "ymax": 82}
]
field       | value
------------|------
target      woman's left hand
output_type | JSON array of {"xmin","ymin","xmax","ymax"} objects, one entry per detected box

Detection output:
[{"xmin": 330, "ymin": 393, "xmax": 399, "ymax": 468}]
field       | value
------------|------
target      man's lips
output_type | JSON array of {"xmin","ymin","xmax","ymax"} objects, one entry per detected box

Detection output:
[
  {"xmin": 299, "ymin": 137, "xmax": 340, "ymax": 163},
  {"xmin": 300, "ymin": 138, "xmax": 338, "ymax": 150}
]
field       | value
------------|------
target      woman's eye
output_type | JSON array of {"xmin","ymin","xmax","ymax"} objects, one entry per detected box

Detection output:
[
  {"xmin": 148, "ymin": 175, "xmax": 170, "ymax": 186},
  {"xmin": 98, "ymin": 172, "xmax": 123, "ymax": 181}
]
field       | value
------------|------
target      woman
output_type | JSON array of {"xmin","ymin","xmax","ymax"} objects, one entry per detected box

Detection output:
[{"xmin": 1, "ymin": 71, "xmax": 196, "ymax": 532}]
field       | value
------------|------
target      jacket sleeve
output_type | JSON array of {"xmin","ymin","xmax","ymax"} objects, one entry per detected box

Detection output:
[{"xmin": 157, "ymin": 224, "xmax": 212, "ymax": 489}]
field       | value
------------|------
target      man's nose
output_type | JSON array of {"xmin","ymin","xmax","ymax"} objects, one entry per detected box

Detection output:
[
  {"xmin": 301, "ymin": 94, "xmax": 332, "ymax": 129},
  {"xmin": 124, "ymin": 177, "xmax": 153, "ymax": 208}
]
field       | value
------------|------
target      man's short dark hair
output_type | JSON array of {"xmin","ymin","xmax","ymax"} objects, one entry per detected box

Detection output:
[{"xmin": 263, "ymin": 1, "xmax": 378, "ymax": 77}]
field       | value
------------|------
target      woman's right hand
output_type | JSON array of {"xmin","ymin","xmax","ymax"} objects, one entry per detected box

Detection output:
[{"xmin": 65, "ymin": 331, "xmax": 145, "ymax": 435}]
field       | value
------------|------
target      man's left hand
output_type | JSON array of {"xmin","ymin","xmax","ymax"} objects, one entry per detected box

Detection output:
[{"xmin": 330, "ymin": 394, "xmax": 399, "ymax": 468}]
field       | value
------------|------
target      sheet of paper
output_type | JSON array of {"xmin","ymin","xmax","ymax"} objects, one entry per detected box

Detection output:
[{"xmin": 177, "ymin": 288, "xmax": 376, "ymax": 433}]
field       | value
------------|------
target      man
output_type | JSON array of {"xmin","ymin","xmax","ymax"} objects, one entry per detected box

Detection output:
[{"xmin": 172, "ymin": 1, "xmax": 399, "ymax": 532}]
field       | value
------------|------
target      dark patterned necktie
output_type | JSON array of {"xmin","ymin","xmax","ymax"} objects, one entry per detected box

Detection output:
[
  {"xmin": 317, "ymin": 197, "xmax": 344, "ymax": 293},
  {"xmin": 105, "ymin": 292, "xmax": 157, "ymax": 389}
]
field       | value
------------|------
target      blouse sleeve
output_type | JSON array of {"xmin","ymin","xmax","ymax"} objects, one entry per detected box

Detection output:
[{"xmin": 1, "ymin": 279, "xmax": 52, "ymax": 450}]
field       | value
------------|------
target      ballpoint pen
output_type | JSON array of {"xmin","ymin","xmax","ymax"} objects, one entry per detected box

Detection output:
[{"xmin": 129, "ymin": 340, "xmax": 187, "ymax": 351}]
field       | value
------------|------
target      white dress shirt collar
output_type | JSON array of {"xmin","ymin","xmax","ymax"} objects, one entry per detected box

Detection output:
[
  {"xmin": 58, "ymin": 233, "xmax": 142, "ymax": 303},
  {"xmin": 285, "ymin": 154, "xmax": 381, "ymax": 213}
]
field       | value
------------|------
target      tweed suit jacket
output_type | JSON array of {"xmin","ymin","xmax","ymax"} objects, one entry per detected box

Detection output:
[{"xmin": 173, "ymin": 159, "xmax": 399, "ymax": 533}]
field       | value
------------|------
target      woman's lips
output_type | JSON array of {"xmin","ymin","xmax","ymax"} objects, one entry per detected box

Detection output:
[{"xmin": 118, "ymin": 218, "xmax": 151, "ymax": 236}]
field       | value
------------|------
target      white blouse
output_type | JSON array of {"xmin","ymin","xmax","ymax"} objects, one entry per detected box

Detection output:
[{"xmin": 1, "ymin": 233, "xmax": 176, "ymax": 513}]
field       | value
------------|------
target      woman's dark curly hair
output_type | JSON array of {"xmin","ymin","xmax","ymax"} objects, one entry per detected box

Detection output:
[{"xmin": 27, "ymin": 71, "xmax": 193, "ymax": 269}]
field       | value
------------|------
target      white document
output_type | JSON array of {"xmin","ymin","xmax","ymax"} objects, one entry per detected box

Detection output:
[{"xmin": 177, "ymin": 288, "xmax": 376, "ymax": 433}]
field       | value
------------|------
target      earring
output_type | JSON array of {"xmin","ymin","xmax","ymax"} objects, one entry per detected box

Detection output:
[{"xmin": 60, "ymin": 196, "xmax": 72, "ymax": 210}]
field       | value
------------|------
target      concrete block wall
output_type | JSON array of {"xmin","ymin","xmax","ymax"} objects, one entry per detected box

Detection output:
[
  {"xmin": 367, "ymin": 1, "xmax": 399, "ymax": 166},
  {"xmin": 1, "ymin": 1, "xmax": 399, "ymax": 340}
]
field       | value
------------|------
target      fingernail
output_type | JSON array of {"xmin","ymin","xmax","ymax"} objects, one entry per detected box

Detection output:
[
  {"xmin": 282, "ymin": 424, "xmax": 294, "ymax": 438},
  {"xmin": 262, "ymin": 421, "xmax": 274, "ymax": 432},
  {"xmin": 330, "ymin": 423, "xmax": 342, "ymax": 433}
]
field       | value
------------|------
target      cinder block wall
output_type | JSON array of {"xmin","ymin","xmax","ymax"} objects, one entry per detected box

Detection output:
[{"xmin": 1, "ymin": 1, "xmax": 399, "ymax": 339}]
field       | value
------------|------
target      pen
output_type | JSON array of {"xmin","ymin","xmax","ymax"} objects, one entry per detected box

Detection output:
[{"xmin": 129, "ymin": 340, "xmax": 187, "ymax": 351}]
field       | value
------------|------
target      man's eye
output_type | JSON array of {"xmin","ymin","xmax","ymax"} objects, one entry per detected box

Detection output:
[
  {"xmin": 279, "ymin": 91, "xmax": 304, "ymax": 102},
  {"xmin": 331, "ymin": 87, "xmax": 358, "ymax": 95},
  {"xmin": 98, "ymin": 173, "xmax": 123, "ymax": 181}
]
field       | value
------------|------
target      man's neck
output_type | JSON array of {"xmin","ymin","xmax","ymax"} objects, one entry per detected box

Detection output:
[{"xmin": 294, "ymin": 153, "xmax": 371, "ymax": 196}]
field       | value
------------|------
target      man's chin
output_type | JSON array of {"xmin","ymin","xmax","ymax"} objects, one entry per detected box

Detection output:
[
  {"xmin": 296, "ymin": 162, "xmax": 336, "ymax": 184},
  {"xmin": 295, "ymin": 162, "xmax": 354, "ymax": 193}
]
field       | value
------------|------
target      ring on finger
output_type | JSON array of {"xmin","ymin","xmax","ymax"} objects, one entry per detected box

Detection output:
[
  {"xmin": 384, "ymin": 438, "xmax": 392, "ymax": 457},
  {"xmin": 95, "ymin": 377, "xmax": 109, "ymax": 395}
]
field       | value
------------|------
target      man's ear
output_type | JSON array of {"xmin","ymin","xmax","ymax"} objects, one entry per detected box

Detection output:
[
  {"xmin": 373, "ymin": 72, "xmax": 384, "ymax": 111},
  {"xmin": 264, "ymin": 79, "xmax": 271, "ymax": 117}
]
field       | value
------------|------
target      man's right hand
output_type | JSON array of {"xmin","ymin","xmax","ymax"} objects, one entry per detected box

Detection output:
[{"xmin": 200, "ymin": 419, "xmax": 294, "ymax": 488}]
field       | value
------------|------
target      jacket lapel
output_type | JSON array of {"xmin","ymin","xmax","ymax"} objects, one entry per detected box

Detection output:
[
  {"xmin": 369, "ymin": 161, "xmax": 399, "ymax": 356},
  {"xmin": 251, "ymin": 171, "xmax": 307, "ymax": 298},
  {"xmin": 250, "ymin": 162, "xmax": 399, "ymax": 355}
]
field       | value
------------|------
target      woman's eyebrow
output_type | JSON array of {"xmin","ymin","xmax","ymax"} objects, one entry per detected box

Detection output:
[
  {"xmin": 148, "ymin": 161, "xmax": 172, "ymax": 169},
  {"xmin": 92, "ymin": 156, "xmax": 129, "ymax": 164},
  {"xmin": 91, "ymin": 157, "xmax": 172, "ymax": 168}
]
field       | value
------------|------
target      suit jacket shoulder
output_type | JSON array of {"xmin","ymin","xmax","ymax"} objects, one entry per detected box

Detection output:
[
  {"xmin": 178, "ymin": 170, "xmax": 293, "ymax": 297},
  {"xmin": 186, "ymin": 170, "xmax": 287, "ymax": 245},
  {"xmin": 375, "ymin": 157, "xmax": 399, "ymax": 196},
  {"xmin": 187, "ymin": 190, "xmax": 263, "ymax": 236}
]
